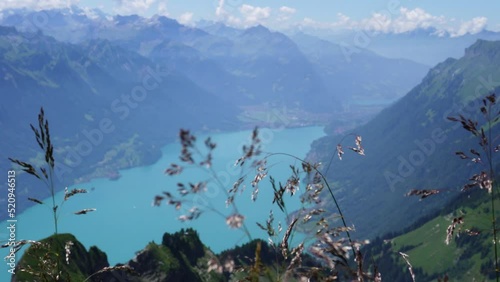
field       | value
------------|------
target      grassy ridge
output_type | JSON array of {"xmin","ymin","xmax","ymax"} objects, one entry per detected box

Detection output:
[{"xmin": 364, "ymin": 191, "xmax": 499, "ymax": 281}]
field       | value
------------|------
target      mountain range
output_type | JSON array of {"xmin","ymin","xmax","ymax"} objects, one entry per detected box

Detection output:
[
  {"xmin": 297, "ymin": 26, "xmax": 500, "ymax": 66},
  {"xmin": 0, "ymin": 6, "xmax": 429, "ymax": 109},
  {"xmin": 0, "ymin": 7, "xmax": 430, "ymax": 219},
  {"xmin": 0, "ymin": 25, "xmax": 237, "ymax": 220}
]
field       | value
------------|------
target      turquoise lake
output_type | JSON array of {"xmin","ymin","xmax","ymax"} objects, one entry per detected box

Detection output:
[{"xmin": 0, "ymin": 126, "xmax": 326, "ymax": 280}]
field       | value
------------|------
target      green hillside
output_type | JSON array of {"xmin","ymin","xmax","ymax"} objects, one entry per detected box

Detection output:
[
  {"xmin": 363, "ymin": 191, "xmax": 499, "ymax": 281},
  {"xmin": 309, "ymin": 39, "xmax": 500, "ymax": 241},
  {"xmin": 14, "ymin": 233, "xmax": 109, "ymax": 282}
]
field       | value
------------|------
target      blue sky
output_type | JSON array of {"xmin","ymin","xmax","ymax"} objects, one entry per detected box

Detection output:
[{"xmin": 1, "ymin": 1, "xmax": 499, "ymax": 35}]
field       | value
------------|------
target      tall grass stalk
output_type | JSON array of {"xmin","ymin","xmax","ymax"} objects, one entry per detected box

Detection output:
[{"xmin": 447, "ymin": 93, "xmax": 499, "ymax": 281}]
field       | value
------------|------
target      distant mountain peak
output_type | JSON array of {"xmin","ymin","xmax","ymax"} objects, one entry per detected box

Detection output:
[
  {"xmin": 113, "ymin": 14, "xmax": 141, "ymax": 25},
  {"xmin": 197, "ymin": 21, "xmax": 243, "ymax": 38},
  {"xmin": 240, "ymin": 24, "xmax": 293, "ymax": 43},
  {"xmin": 243, "ymin": 24, "xmax": 271, "ymax": 35},
  {"xmin": 151, "ymin": 15, "xmax": 180, "ymax": 26}
]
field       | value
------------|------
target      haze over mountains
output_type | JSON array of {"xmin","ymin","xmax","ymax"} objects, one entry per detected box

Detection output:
[
  {"xmin": 0, "ymin": 6, "xmax": 430, "ymax": 109},
  {"xmin": 0, "ymin": 23, "xmax": 237, "ymax": 216},
  {"xmin": 306, "ymin": 27, "xmax": 500, "ymax": 66},
  {"xmin": 0, "ymin": 6, "xmax": 434, "ymax": 218},
  {"xmin": 3, "ymin": 4, "xmax": 500, "ymax": 280}
]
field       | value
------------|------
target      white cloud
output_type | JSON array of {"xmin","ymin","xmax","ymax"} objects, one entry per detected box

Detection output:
[
  {"xmin": 392, "ymin": 8, "xmax": 446, "ymax": 33},
  {"xmin": 359, "ymin": 12, "xmax": 392, "ymax": 33},
  {"xmin": 452, "ymin": 16, "xmax": 487, "ymax": 37},
  {"xmin": 239, "ymin": 4, "xmax": 270, "ymax": 26},
  {"xmin": 178, "ymin": 12, "xmax": 193, "ymax": 26},
  {"xmin": 157, "ymin": 1, "xmax": 168, "ymax": 16},
  {"xmin": 277, "ymin": 5, "xmax": 296, "ymax": 23},
  {"xmin": 279, "ymin": 6, "xmax": 296, "ymax": 15},
  {"xmin": 211, "ymin": 3, "xmax": 488, "ymax": 36},
  {"xmin": 300, "ymin": 13, "xmax": 355, "ymax": 30},
  {"xmin": 336, "ymin": 13, "xmax": 352, "ymax": 26},
  {"xmin": 215, "ymin": 3, "xmax": 271, "ymax": 28},
  {"xmin": 79, "ymin": 6, "xmax": 101, "ymax": 20},
  {"xmin": 299, "ymin": 17, "xmax": 332, "ymax": 29},
  {"xmin": 113, "ymin": 0, "xmax": 157, "ymax": 15},
  {"xmin": 214, "ymin": 0, "xmax": 241, "ymax": 26},
  {"xmin": 215, "ymin": 0, "xmax": 225, "ymax": 18},
  {"xmin": 299, "ymin": 7, "xmax": 487, "ymax": 37},
  {"xmin": 227, "ymin": 16, "xmax": 242, "ymax": 26},
  {"xmin": 350, "ymin": 8, "xmax": 447, "ymax": 34},
  {"xmin": 0, "ymin": 0, "xmax": 80, "ymax": 11}
]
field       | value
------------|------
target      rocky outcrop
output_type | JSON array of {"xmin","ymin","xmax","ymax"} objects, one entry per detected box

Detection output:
[
  {"xmin": 12, "ymin": 233, "xmax": 109, "ymax": 282},
  {"xmin": 98, "ymin": 228, "xmax": 226, "ymax": 282}
]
